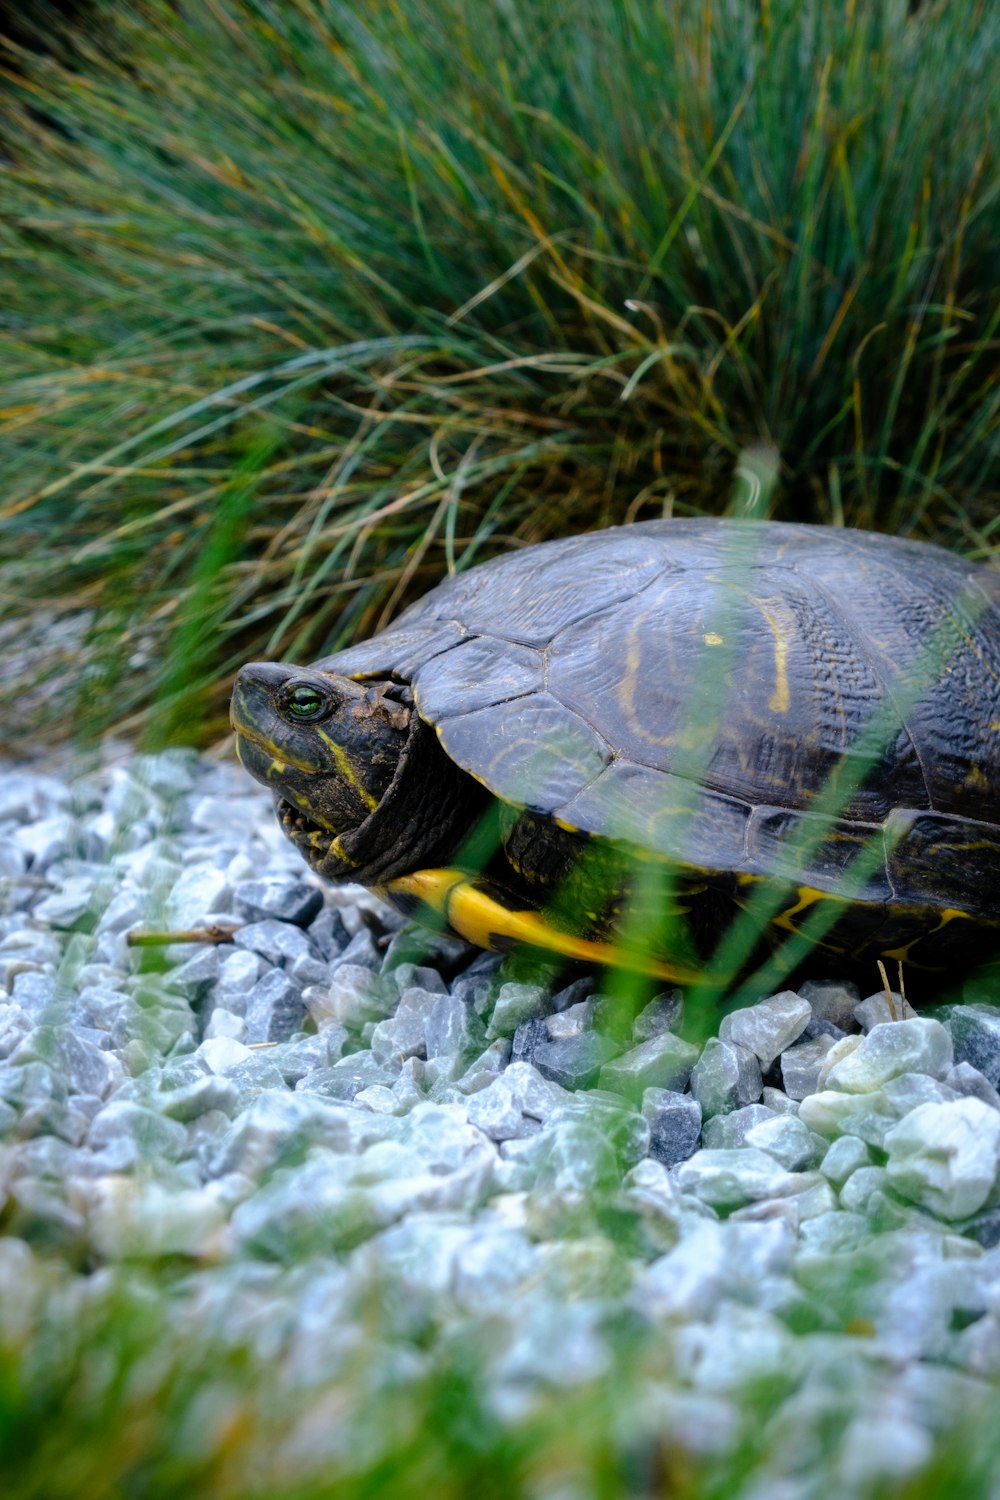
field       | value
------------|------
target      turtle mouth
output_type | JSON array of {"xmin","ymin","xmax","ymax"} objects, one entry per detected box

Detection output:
[{"xmin": 276, "ymin": 796, "xmax": 336, "ymax": 857}]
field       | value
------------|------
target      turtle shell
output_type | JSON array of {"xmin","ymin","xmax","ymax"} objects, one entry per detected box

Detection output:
[{"xmin": 316, "ymin": 519, "xmax": 1000, "ymax": 928}]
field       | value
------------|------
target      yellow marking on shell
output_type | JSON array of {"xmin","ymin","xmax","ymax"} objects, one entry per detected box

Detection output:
[
  {"xmin": 315, "ymin": 728, "xmax": 378, "ymax": 813},
  {"xmin": 384, "ymin": 869, "xmax": 707, "ymax": 986},
  {"xmin": 883, "ymin": 906, "xmax": 970, "ymax": 964},
  {"xmin": 554, "ymin": 817, "xmax": 582, "ymax": 834},
  {"xmin": 771, "ymin": 884, "xmax": 842, "ymax": 935},
  {"xmin": 703, "ymin": 632, "xmax": 724, "ymax": 646},
  {"xmin": 963, "ymin": 764, "xmax": 990, "ymax": 793},
  {"xmin": 754, "ymin": 599, "xmax": 791, "ymax": 713}
]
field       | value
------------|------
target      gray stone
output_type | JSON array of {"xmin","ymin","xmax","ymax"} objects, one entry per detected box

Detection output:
[
  {"xmin": 642, "ymin": 1089, "xmax": 702, "ymax": 1167},
  {"xmin": 13, "ymin": 813, "xmax": 76, "ymax": 871},
  {"xmin": 545, "ymin": 1001, "xmax": 594, "ymax": 1042},
  {"xmin": 0, "ymin": 839, "xmax": 26, "ymax": 879},
  {"xmin": 854, "ymin": 990, "xmax": 917, "ymax": 1031},
  {"xmin": 532, "ymin": 1031, "xmax": 620, "ymax": 1091},
  {"xmin": 552, "ymin": 1091, "xmax": 650, "ymax": 1170},
  {"xmin": 819, "ymin": 1134, "xmax": 871, "ymax": 1188},
  {"xmin": 385, "ymin": 962, "xmax": 449, "ymax": 998},
  {"xmin": 298, "ymin": 1051, "xmax": 397, "ymax": 1101},
  {"xmin": 599, "ymin": 1031, "xmax": 700, "ymax": 1100},
  {"xmin": 275, "ymin": 1033, "xmax": 346, "ymax": 1086},
  {"xmin": 689, "ymin": 1038, "xmax": 762, "ymax": 1118},
  {"xmin": 761, "ymin": 1086, "xmax": 798, "ymax": 1114},
  {"xmin": 112, "ymin": 984, "xmax": 196, "ymax": 1054},
  {"xmin": 485, "ymin": 982, "xmax": 547, "ymax": 1040},
  {"xmin": 424, "ymin": 993, "xmax": 486, "ymax": 1067},
  {"xmin": 233, "ymin": 879, "xmax": 323, "ymax": 928},
  {"xmin": 703, "ymin": 1104, "xmax": 776, "ymax": 1150},
  {"xmin": 529, "ymin": 1119, "xmax": 620, "ymax": 1198},
  {"xmin": 234, "ymin": 919, "xmax": 311, "ymax": 967},
  {"xmin": 166, "ymin": 865, "xmax": 230, "ymax": 928},
  {"xmin": 6, "ymin": 1178, "xmax": 86, "ymax": 1249},
  {"xmin": 332, "ymin": 927, "xmax": 383, "ymax": 971},
  {"xmin": 456, "ymin": 1038, "xmax": 513, "ymax": 1093},
  {"xmin": 449, "ymin": 1226, "xmax": 538, "ymax": 1307},
  {"xmin": 675, "ymin": 1149, "xmax": 811, "ymax": 1211},
  {"xmin": 217, "ymin": 1053, "xmax": 288, "ymax": 1100},
  {"xmin": 546, "ymin": 976, "xmax": 595, "ymax": 1012},
  {"xmin": 305, "ymin": 964, "xmax": 390, "ymax": 1030},
  {"xmin": 33, "ymin": 878, "xmax": 96, "ymax": 929},
  {"xmin": 631, "ymin": 989, "xmax": 684, "ymax": 1042},
  {"xmin": 370, "ymin": 1012, "xmax": 427, "ymax": 1067},
  {"xmin": 823, "ymin": 1019, "xmax": 953, "ymax": 1093},
  {"xmin": 839, "ymin": 1165, "xmax": 890, "ymax": 1214},
  {"xmin": 780, "ymin": 1034, "xmax": 836, "ymax": 1100},
  {"xmin": 243, "ymin": 969, "xmax": 306, "ymax": 1044},
  {"xmin": 511, "ymin": 1016, "xmax": 548, "ymax": 1064},
  {"xmin": 884, "ymin": 1098, "xmax": 1000, "ymax": 1219},
  {"xmin": 798, "ymin": 977, "xmax": 860, "ymax": 1031},
  {"xmin": 955, "ymin": 1209, "xmax": 1000, "ymax": 1250},
  {"xmin": 209, "ymin": 1090, "xmax": 398, "ymax": 1178},
  {"xmin": 10, "ymin": 1026, "xmax": 117, "ymax": 1098},
  {"xmin": 0, "ymin": 771, "xmax": 69, "ymax": 824},
  {"xmin": 466, "ymin": 1062, "xmax": 566, "ymax": 1141},
  {"xmin": 10, "ymin": 970, "xmax": 59, "ymax": 1019},
  {"xmin": 0, "ymin": 1058, "xmax": 63, "ymax": 1108},
  {"xmin": 158, "ymin": 1073, "xmax": 239, "ymax": 1122},
  {"xmin": 945, "ymin": 1005, "xmax": 1000, "ymax": 1091},
  {"xmin": 88, "ymin": 1100, "xmax": 189, "ymax": 1167},
  {"xmin": 301, "ymin": 900, "xmax": 347, "ymax": 960},
  {"xmin": 163, "ymin": 946, "xmax": 220, "ymax": 997},
  {"xmin": 719, "ymin": 991, "xmax": 811, "ymax": 1067},
  {"xmin": 947, "ymin": 1061, "xmax": 1000, "ymax": 1111},
  {"xmin": 8, "ymin": 1135, "xmax": 79, "ymax": 1180},
  {"xmin": 881, "ymin": 1072, "xmax": 959, "ymax": 1116},
  {"xmin": 288, "ymin": 952, "xmax": 330, "ymax": 988},
  {"xmin": 216, "ymin": 948, "xmax": 261, "ymax": 998}
]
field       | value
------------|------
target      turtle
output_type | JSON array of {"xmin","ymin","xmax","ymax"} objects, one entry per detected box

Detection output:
[{"xmin": 230, "ymin": 518, "xmax": 1000, "ymax": 998}]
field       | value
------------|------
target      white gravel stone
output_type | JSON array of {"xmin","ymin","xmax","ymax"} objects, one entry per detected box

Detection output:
[
  {"xmin": 814, "ymin": 1032, "xmax": 862, "ymax": 1089},
  {"xmin": 744, "ymin": 1113, "xmax": 824, "ymax": 1171},
  {"xmin": 675, "ymin": 1148, "xmax": 812, "ymax": 1210},
  {"xmin": 884, "ymin": 1098, "xmax": 1000, "ymax": 1219},
  {"xmin": 854, "ymin": 990, "xmax": 917, "ymax": 1030},
  {"xmin": 798, "ymin": 1088, "xmax": 897, "ymax": 1145},
  {"xmin": 819, "ymin": 1134, "xmax": 872, "ymax": 1188},
  {"xmin": 780, "ymin": 1034, "xmax": 836, "ymax": 1100},
  {"xmin": 465, "ymin": 1062, "xmax": 567, "ymax": 1141},
  {"xmin": 640, "ymin": 1218, "xmax": 795, "ymax": 1319},
  {"xmin": 10, "ymin": 744, "xmax": 1000, "ymax": 1491},
  {"xmin": 823, "ymin": 1019, "xmax": 953, "ymax": 1093},
  {"xmin": 689, "ymin": 1038, "xmax": 762, "ymax": 1117},
  {"xmin": 165, "ymin": 865, "xmax": 231, "ymax": 928},
  {"xmin": 798, "ymin": 977, "xmax": 860, "ymax": 1031},
  {"xmin": 485, "ymin": 982, "xmax": 548, "ymax": 1040},
  {"xmin": 719, "ymin": 991, "xmax": 811, "ymax": 1067}
]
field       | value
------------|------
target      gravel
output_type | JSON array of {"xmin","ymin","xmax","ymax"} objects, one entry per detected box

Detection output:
[{"xmin": 3, "ymin": 745, "xmax": 1000, "ymax": 1494}]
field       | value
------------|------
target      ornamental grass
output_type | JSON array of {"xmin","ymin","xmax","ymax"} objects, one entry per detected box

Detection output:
[{"xmin": 1, "ymin": 0, "xmax": 997, "ymax": 747}]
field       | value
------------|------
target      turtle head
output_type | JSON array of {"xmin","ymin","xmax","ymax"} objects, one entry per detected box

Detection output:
[{"xmin": 230, "ymin": 662, "xmax": 413, "ymax": 859}]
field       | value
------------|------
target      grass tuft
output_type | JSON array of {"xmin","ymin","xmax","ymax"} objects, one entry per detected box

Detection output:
[{"xmin": 2, "ymin": 0, "xmax": 998, "ymax": 745}]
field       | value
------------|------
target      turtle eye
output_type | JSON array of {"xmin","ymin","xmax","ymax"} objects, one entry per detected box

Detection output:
[{"xmin": 284, "ymin": 684, "xmax": 327, "ymax": 721}]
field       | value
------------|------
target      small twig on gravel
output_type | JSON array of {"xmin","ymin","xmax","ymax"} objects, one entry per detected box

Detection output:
[{"xmin": 126, "ymin": 924, "xmax": 242, "ymax": 947}]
